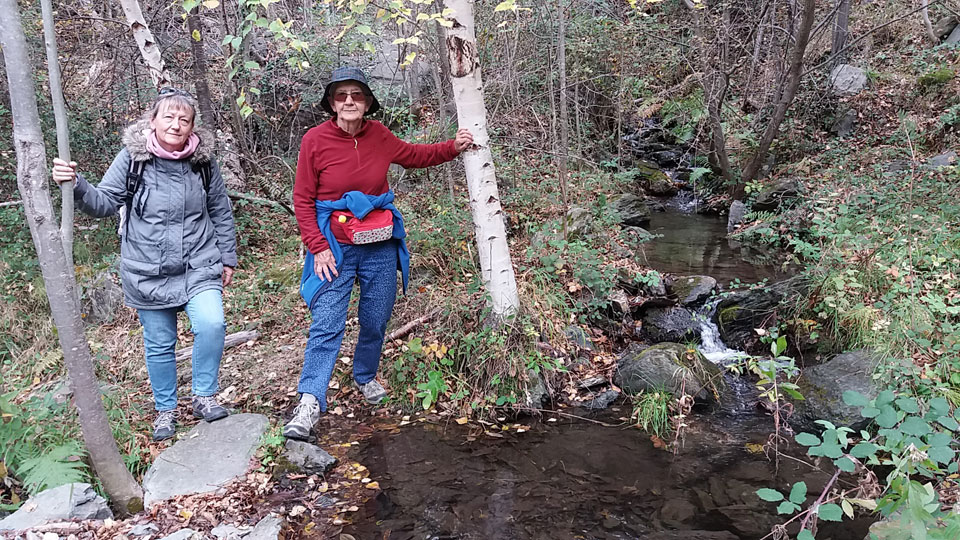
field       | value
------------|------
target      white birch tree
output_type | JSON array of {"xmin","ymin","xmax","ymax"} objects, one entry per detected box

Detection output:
[
  {"xmin": 118, "ymin": 0, "xmax": 172, "ymax": 88},
  {"xmin": 0, "ymin": 0, "xmax": 144, "ymax": 513},
  {"xmin": 442, "ymin": 0, "xmax": 520, "ymax": 320}
]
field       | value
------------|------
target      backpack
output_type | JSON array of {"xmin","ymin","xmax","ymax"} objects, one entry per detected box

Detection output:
[{"xmin": 122, "ymin": 158, "xmax": 212, "ymax": 234}]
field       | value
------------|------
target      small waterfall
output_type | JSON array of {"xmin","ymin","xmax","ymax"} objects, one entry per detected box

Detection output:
[{"xmin": 696, "ymin": 298, "xmax": 746, "ymax": 364}]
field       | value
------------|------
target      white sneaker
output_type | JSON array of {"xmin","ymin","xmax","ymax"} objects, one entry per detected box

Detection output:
[{"xmin": 283, "ymin": 396, "xmax": 320, "ymax": 440}]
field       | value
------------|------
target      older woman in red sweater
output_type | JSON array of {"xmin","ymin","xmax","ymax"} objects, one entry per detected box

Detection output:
[{"xmin": 284, "ymin": 67, "xmax": 473, "ymax": 440}]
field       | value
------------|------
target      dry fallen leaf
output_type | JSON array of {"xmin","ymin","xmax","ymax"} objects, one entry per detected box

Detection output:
[
  {"xmin": 455, "ymin": 417, "xmax": 469, "ymax": 425},
  {"xmin": 365, "ymin": 481, "xmax": 380, "ymax": 490}
]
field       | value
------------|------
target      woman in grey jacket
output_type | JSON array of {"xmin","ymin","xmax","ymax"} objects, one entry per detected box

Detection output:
[{"xmin": 51, "ymin": 89, "xmax": 237, "ymax": 441}]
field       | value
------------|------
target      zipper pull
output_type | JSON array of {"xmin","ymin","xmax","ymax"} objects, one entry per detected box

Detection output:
[{"xmin": 354, "ymin": 139, "xmax": 358, "ymax": 149}]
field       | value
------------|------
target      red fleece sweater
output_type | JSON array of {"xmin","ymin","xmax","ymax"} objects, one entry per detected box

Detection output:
[{"xmin": 294, "ymin": 118, "xmax": 460, "ymax": 254}]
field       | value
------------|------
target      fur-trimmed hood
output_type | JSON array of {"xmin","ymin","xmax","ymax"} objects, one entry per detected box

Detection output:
[{"xmin": 122, "ymin": 119, "xmax": 215, "ymax": 164}]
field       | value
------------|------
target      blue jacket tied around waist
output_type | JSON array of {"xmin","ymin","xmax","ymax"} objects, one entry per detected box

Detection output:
[{"xmin": 300, "ymin": 190, "xmax": 409, "ymax": 308}]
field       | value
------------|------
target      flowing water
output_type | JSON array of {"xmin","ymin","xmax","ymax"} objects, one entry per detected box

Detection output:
[{"xmin": 338, "ymin": 196, "xmax": 868, "ymax": 539}]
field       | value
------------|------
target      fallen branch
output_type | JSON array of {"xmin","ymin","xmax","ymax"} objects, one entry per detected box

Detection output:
[
  {"xmin": 227, "ymin": 190, "xmax": 294, "ymax": 216},
  {"xmin": 175, "ymin": 329, "xmax": 259, "ymax": 362},
  {"xmin": 0, "ymin": 200, "xmax": 23, "ymax": 207},
  {"xmin": 387, "ymin": 309, "xmax": 440, "ymax": 342}
]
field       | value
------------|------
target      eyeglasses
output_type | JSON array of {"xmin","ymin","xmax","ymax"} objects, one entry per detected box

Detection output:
[
  {"xmin": 158, "ymin": 87, "xmax": 194, "ymax": 100},
  {"xmin": 333, "ymin": 91, "xmax": 367, "ymax": 103}
]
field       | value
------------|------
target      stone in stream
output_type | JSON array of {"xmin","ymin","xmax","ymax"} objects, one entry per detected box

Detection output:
[
  {"xmin": 142, "ymin": 413, "xmax": 270, "ymax": 507},
  {"xmin": 668, "ymin": 275, "xmax": 717, "ymax": 306},
  {"xmin": 615, "ymin": 342, "xmax": 723, "ymax": 400},
  {"xmin": 634, "ymin": 159, "xmax": 677, "ymax": 196},
  {"xmin": 726, "ymin": 200, "xmax": 747, "ymax": 233},
  {"xmin": 582, "ymin": 389, "xmax": 620, "ymax": 410},
  {"xmin": 0, "ymin": 483, "xmax": 112, "ymax": 531},
  {"xmin": 716, "ymin": 276, "xmax": 806, "ymax": 351},
  {"xmin": 641, "ymin": 306, "xmax": 699, "ymax": 343},
  {"xmin": 829, "ymin": 64, "xmax": 867, "ymax": 96},
  {"xmin": 609, "ymin": 193, "xmax": 651, "ymax": 227},
  {"xmin": 791, "ymin": 348, "xmax": 881, "ymax": 432},
  {"xmin": 284, "ymin": 440, "xmax": 337, "ymax": 474}
]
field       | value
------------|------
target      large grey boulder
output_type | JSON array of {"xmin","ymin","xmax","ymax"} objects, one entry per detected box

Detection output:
[
  {"xmin": 829, "ymin": 64, "xmax": 867, "ymax": 96},
  {"xmin": 143, "ymin": 413, "xmax": 270, "ymax": 507},
  {"xmin": 792, "ymin": 349, "xmax": 881, "ymax": 432},
  {"xmin": 642, "ymin": 307, "xmax": 699, "ymax": 343},
  {"xmin": 0, "ymin": 483, "xmax": 111, "ymax": 531},
  {"xmin": 614, "ymin": 342, "xmax": 723, "ymax": 400},
  {"xmin": 933, "ymin": 16, "xmax": 958, "ymax": 40},
  {"xmin": 726, "ymin": 200, "xmax": 747, "ymax": 233},
  {"xmin": 284, "ymin": 440, "xmax": 337, "ymax": 474},
  {"xmin": 752, "ymin": 178, "xmax": 801, "ymax": 211},
  {"xmin": 609, "ymin": 193, "xmax": 651, "ymax": 227},
  {"xmin": 716, "ymin": 276, "xmax": 806, "ymax": 351},
  {"xmin": 669, "ymin": 275, "xmax": 717, "ymax": 306}
]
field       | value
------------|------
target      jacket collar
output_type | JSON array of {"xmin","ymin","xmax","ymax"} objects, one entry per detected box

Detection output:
[
  {"xmin": 123, "ymin": 119, "xmax": 215, "ymax": 164},
  {"xmin": 326, "ymin": 117, "xmax": 371, "ymax": 138}
]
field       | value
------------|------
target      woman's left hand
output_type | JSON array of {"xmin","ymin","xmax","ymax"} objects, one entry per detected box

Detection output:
[
  {"xmin": 222, "ymin": 266, "xmax": 234, "ymax": 287},
  {"xmin": 454, "ymin": 128, "xmax": 474, "ymax": 153}
]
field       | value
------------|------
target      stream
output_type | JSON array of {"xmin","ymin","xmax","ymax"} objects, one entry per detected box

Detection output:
[{"xmin": 340, "ymin": 201, "xmax": 870, "ymax": 540}]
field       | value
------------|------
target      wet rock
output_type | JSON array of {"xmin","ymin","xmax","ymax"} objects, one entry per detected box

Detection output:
[
  {"xmin": 792, "ymin": 349, "xmax": 881, "ymax": 432},
  {"xmin": 130, "ymin": 523, "xmax": 160, "ymax": 537},
  {"xmin": 159, "ymin": 530, "xmax": 201, "ymax": 540},
  {"xmin": 831, "ymin": 108, "xmax": 858, "ymax": 138},
  {"xmin": 716, "ymin": 276, "xmax": 806, "ymax": 351},
  {"xmin": 246, "ymin": 515, "xmax": 283, "ymax": 540},
  {"xmin": 615, "ymin": 342, "xmax": 722, "ymax": 400},
  {"xmin": 582, "ymin": 389, "xmax": 620, "ymax": 410},
  {"xmin": 143, "ymin": 413, "xmax": 270, "ymax": 507},
  {"xmin": 927, "ymin": 150, "xmax": 957, "ymax": 169},
  {"xmin": 284, "ymin": 440, "xmax": 337, "ymax": 474},
  {"xmin": 649, "ymin": 149, "xmax": 684, "ymax": 168},
  {"xmin": 716, "ymin": 505, "xmax": 781, "ymax": 538},
  {"xmin": 610, "ymin": 193, "xmax": 651, "ymax": 227},
  {"xmin": 641, "ymin": 307, "xmax": 699, "ymax": 342},
  {"xmin": 0, "ymin": 483, "xmax": 112, "ymax": 531},
  {"xmin": 933, "ymin": 16, "xmax": 958, "ymax": 40},
  {"xmin": 635, "ymin": 160, "xmax": 677, "ymax": 196},
  {"xmin": 727, "ymin": 200, "xmax": 747, "ymax": 233},
  {"xmin": 669, "ymin": 275, "xmax": 717, "ymax": 306},
  {"xmin": 752, "ymin": 178, "xmax": 801, "ymax": 211},
  {"xmin": 659, "ymin": 495, "xmax": 696, "ymax": 527},
  {"xmin": 523, "ymin": 369, "xmax": 550, "ymax": 408},
  {"xmin": 82, "ymin": 269, "xmax": 124, "ymax": 324},
  {"xmin": 829, "ymin": 64, "xmax": 867, "ymax": 96}
]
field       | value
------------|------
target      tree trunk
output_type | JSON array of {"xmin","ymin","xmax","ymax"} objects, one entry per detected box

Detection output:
[
  {"xmin": 186, "ymin": 8, "xmax": 216, "ymax": 129},
  {"xmin": 556, "ymin": 0, "xmax": 569, "ymax": 231},
  {"xmin": 739, "ymin": 0, "xmax": 817, "ymax": 192},
  {"xmin": 40, "ymin": 0, "xmax": 75, "ymax": 276},
  {"xmin": 0, "ymin": 0, "xmax": 144, "ymax": 514},
  {"xmin": 831, "ymin": 0, "xmax": 850, "ymax": 65},
  {"xmin": 118, "ymin": 0, "xmax": 171, "ymax": 88},
  {"xmin": 920, "ymin": 0, "xmax": 937, "ymax": 43},
  {"xmin": 442, "ymin": 0, "xmax": 520, "ymax": 321}
]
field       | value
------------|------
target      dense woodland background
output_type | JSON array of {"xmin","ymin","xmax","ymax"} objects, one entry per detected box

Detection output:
[{"xmin": 1, "ymin": 0, "xmax": 960, "ymax": 536}]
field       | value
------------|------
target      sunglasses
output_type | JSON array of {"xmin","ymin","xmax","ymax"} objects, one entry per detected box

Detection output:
[
  {"xmin": 333, "ymin": 91, "xmax": 367, "ymax": 103},
  {"xmin": 158, "ymin": 87, "xmax": 194, "ymax": 99}
]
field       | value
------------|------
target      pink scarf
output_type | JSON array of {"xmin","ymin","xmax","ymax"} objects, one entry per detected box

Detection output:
[{"xmin": 147, "ymin": 131, "xmax": 200, "ymax": 160}]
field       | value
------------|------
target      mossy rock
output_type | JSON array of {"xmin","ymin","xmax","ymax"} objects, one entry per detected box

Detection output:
[
  {"xmin": 614, "ymin": 342, "xmax": 723, "ymax": 400},
  {"xmin": 633, "ymin": 159, "xmax": 676, "ymax": 196},
  {"xmin": 918, "ymin": 68, "xmax": 955, "ymax": 87}
]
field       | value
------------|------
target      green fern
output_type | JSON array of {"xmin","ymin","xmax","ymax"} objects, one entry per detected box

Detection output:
[{"xmin": 16, "ymin": 442, "xmax": 89, "ymax": 494}]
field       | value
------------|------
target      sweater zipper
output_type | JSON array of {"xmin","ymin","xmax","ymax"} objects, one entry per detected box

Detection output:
[{"xmin": 354, "ymin": 138, "xmax": 359, "ymax": 168}]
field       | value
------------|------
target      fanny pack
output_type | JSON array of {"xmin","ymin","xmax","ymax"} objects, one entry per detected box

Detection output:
[{"xmin": 332, "ymin": 209, "xmax": 394, "ymax": 244}]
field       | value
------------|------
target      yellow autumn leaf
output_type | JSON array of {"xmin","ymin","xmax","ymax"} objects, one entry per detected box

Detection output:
[
  {"xmin": 192, "ymin": 29, "xmax": 201, "ymax": 41},
  {"xmin": 366, "ymin": 481, "xmax": 380, "ymax": 490},
  {"xmin": 455, "ymin": 417, "xmax": 468, "ymax": 425}
]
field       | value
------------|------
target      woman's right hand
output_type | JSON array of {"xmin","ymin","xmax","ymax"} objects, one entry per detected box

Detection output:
[
  {"xmin": 314, "ymin": 249, "xmax": 339, "ymax": 282},
  {"xmin": 51, "ymin": 158, "xmax": 78, "ymax": 185}
]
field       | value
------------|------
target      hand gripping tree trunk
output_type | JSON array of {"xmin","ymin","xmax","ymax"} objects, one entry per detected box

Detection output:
[
  {"xmin": 0, "ymin": 0, "xmax": 143, "ymax": 514},
  {"xmin": 442, "ymin": 0, "xmax": 520, "ymax": 321},
  {"xmin": 118, "ymin": 0, "xmax": 172, "ymax": 88}
]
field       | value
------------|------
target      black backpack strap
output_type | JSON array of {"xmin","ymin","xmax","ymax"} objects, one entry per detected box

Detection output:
[
  {"xmin": 124, "ymin": 159, "xmax": 148, "ymax": 235},
  {"xmin": 191, "ymin": 161, "xmax": 213, "ymax": 193}
]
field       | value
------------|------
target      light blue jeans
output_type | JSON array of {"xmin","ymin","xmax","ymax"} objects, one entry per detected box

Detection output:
[
  {"xmin": 298, "ymin": 241, "xmax": 398, "ymax": 411},
  {"xmin": 137, "ymin": 289, "xmax": 225, "ymax": 412}
]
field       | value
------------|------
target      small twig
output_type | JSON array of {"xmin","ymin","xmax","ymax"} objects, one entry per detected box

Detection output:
[
  {"xmin": 800, "ymin": 469, "xmax": 843, "ymax": 532},
  {"xmin": 386, "ymin": 309, "xmax": 440, "ymax": 342},
  {"xmin": 0, "ymin": 200, "xmax": 23, "ymax": 207},
  {"xmin": 527, "ymin": 408, "xmax": 619, "ymax": 427}
]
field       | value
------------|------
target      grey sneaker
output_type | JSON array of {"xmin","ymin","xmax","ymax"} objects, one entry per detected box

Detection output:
[
  {"xmin": 192, "ymin": 395, "xmax": 229, "ymax": 422},
  {"xmin": 283, "ymin": 399, "xmax": 321, "ymax": 441},
  {"xmin": 356, "ymin": 379, "xmax": 387, "ymax": 405},
  {"xmin": 153, "ymin": 410, "xmax": 177, "ymax": 441}
]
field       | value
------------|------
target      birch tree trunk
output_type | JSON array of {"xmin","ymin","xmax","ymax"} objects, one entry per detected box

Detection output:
[
  {"xmin": 441, "ymin": 0, "xmax": 520, "ymax": 321},
  {"xmin": 40, "ymin": 0, "xmax": 75, "ymax": 277},
  {"xmin": 118, "ymin": 0, "xmax": 171, "ymax": 88},
  {"xmin": 0, "ymin": 0, "xmax": 144, "ymax": 514}
]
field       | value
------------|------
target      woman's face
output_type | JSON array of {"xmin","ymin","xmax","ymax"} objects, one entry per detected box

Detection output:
[
  {"xmin": 150, "ymin": 101, "xmax": 195, "ymax": 150},
  {"xmin": 330, "ymin": 82, "xmax": 369, "ymax": 123}
]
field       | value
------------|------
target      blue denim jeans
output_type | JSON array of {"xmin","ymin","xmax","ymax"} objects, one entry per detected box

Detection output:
[
  {"xmin": 298, "ymin": 241, "xmax": 398, "ymax": 411},
  {"xmin": 138, "ymin": 288, "xmax": 225, "ymax": 411}
]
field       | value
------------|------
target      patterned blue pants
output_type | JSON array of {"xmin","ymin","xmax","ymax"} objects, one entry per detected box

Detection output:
[{"xmin": 297, "ymin": 241, "xmax": 398, "ymax": 411}]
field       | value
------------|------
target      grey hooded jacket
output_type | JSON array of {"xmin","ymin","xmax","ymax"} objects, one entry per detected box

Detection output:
[{"xmin": 74, "ymin": 120, "xmax": 237, "ymax": 310}]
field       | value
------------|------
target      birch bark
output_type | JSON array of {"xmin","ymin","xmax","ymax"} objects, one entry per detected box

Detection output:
[
  {"xmin": 441, "ymin": 0, "xmax": 520, "ymax": 320},
  {"xmin": 118, "ymin": 0, "xmax": 172, "ymax": 88}
]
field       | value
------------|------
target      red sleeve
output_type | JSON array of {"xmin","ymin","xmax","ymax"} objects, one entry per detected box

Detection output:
[
  {"xmin": 382, "ymin": 123, "xmax": 460, "ymax": 169},
  {"xmin": 293, "ymin": 130, "xmax": 329, "ymax": 254}
]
